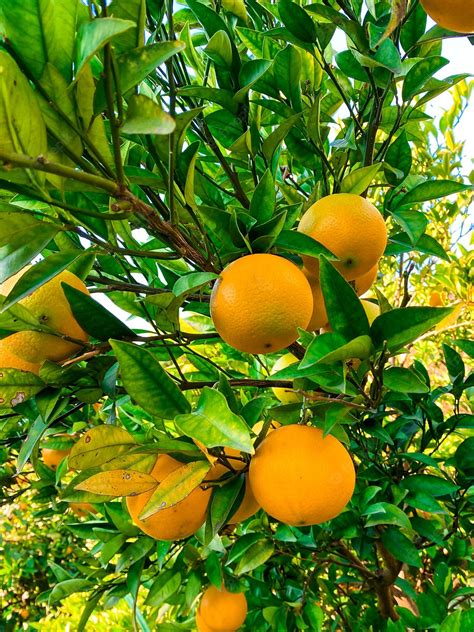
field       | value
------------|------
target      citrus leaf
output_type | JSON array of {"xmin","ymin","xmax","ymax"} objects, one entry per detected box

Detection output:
[
  {"xmin": 138, "ymin": 460, "xmax": 210, "ymax": 519},
  {"xmin": 400, "ymin": 475, "xmax": 459, "ymax": 497},
  {"xmin": 235, "ymin": 539, "xmax": 274, "ymax": 574},
  {"xmin": 383, "ymin": 367, "xmax": 429, "ymax": 393},
  {"xmin": 49, "ymin": 579, "xmax": 93, "ymax": 605},
  {"xmin": 145, "ymin": 571, "xmax": 181, "ymax": 607},
  {"xmin": 76, "ymin": 17, "xmax": 135, "ymax": 76},
  {"xmin": 340, "ymin": 163, "xmax": 382, "ymax": 195},
  {"xmin": 172, "ymin": 272, "xmax": 218, "ymax": 297},
  {"xmin": 381, "ymin": 527, "xmax": 421, "ymax": 568},
  {"xmin": 122, "ymin": 94, "xmax": 175, "ymax": 135},
  {"xmin": 175, "ymin": 387, "xmax": 254, "ymax": 453},
  {"xmin": 0, "ymin": 369, "xmax": 45, "ymax": 410},
  {"xmin": 364, "ymin": 502, "xmax": 412, "ymax": 530},
  {"xmin": 262, "ymin": 113, "xmax": 302, "ymax": 163},
  {"xmin": 317, "ymin": 335, "xmax": 374, "ymax": 364},
  {"xmin": 397, "ymin": 179, "xmax": 472, "ymax": 205},
  {"xmin": 110, "ymin": 340, "xmax": 191, "ymax": 418},
  {"xmin": 275, "ymin": 231, "xmax": 336, "ymax": 259},
  {"xmin": 278, "ymin": 0, "xmax": 317, "ymax": 43},
  {"xmin": 75, "ymin": 469, "xmax": 157, "ymax": 497},
  {"xmin": 68, "ymin": 425, "xmax": 136, "ymax": 470},
  {"xmin": 402, "ymin": 56, "xmax": 449, "ymax": 101}
]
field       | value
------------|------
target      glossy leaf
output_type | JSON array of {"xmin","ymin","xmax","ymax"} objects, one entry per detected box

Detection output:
[
  {"xmin": 68, "ymin": 425, "xmax": 136, "ymax": 471},
  {"xmin": 340, "ymin": 163, "xmax": 382, "ymax": 195},
  {"xmin": 0, "ymin": 369, "xmax": 45, "ymax": 410},
  {"xmin": 383, "ymin": 367, "xmax": 429, "ymax": 393},
  {"xmin": 370, "ymin": 307, "xmax": 454, "ymax": 350},
  {"xmin": 172, "ymin": 272, "xmax": 218, "ymax": 297},
  {"xmin": 275, "ymin": 231, "xmax": 336, "ymax": 259},
  {"xmin": 249, "ymin": 169, "xmax": 276, "ymax": 223},
  {"xmin": 75, "ymin": 469, "xmax": 157, "ymax": 497},
  {"xmin": 110, "ymin": 340, "xmax": 191, "ymax": 418},
  {"xmin": 278, "ymin": 0, "xmax": 317, "ymax": 43},
  {"xmin": 76, "ymin": 17, "xmax": 135, "ymax": 76},
  {"xmin": 122, "ymin": 94, "xmax": 175, "ymax": 135},
  {"xmin": 402, "ymin": 56, "xmax": 449, "ymax": 101}
]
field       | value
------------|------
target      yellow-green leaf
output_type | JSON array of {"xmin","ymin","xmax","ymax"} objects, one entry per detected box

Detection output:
[
  {"xmin": 75, "ymin": 469, "xmax": 157, "ymax": 497},
  {"xmin": 68, "ymin": 425, "xmax": 136, "ymax": 470},
  {"xmin": 138, "ymin": 460, "xmax": 211, "ymax": 520}
]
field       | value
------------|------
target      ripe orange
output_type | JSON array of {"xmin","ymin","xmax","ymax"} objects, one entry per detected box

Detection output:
[
  {"xmin": 196, "ymin": 607, "xmax": 233, "ymax": 632},
  {"xmin": 429, "ymin": 290, "xmax": 445, "ymax": 307},
  {"xmin": 42, "ymin": 447, "xmax": 71, "ymax": 471},
  {"xmin": 303, "ymin": 269, "xmax": 328, "ymax": 331},
  {"xmin": 420, "ymin": 0, "xmax": 474, "ymax": 33},
  {"xmin": 0, "ymin": 336, "xmax": 40, "ymax": 373},
  {"xmin": 271, "ymin": 353, "xmax": 301, "ymax": 404},
  {"xmin": 249, "ymin": 425, "xmax": 355, "ymax": 526},
  {"xmin": 361, "ymin": 299, "xmax": 380, "ymax": 325},
  {"xmin": 298, "ymin": 194, "xmax": 387, "ymax": 280},
  {"xmin": 0, "ymin": 268, "xmax": 89, "ymax": 363},
  {"xmin": 127, "ymin": 454, "xmax": 211, "ymax": 540},
  {"xmin": 199, "ymin": 585, "xmax": 248, "ymax": 632},
  {"xmin": 70, "ymin": 502, "xmax": 97, "ymax": 518},
  {"xmin": 19, "ymin": 608, "xmax": 29, "ymax": 620},
  {"xmin": 354, "ymin": 263, "xmax": 378, "ymax": 296},
  {"xmin": 210, "ymin": 254, "xmax": 313, "ymax": 354}
]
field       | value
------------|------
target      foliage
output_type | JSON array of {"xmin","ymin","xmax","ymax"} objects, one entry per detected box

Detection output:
[{"xmin": 0, "ymin": 1, "xmax": 472, "ymax": 631}]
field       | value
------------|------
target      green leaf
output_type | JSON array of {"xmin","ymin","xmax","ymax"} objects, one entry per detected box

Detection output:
[
  {"xmin": 402, "ymin": 56, "xmax": 449, "ymax": 101},
  {"xmin": 275, "ymin": 231, "xmax": 336, "ymax": 259},
  {"xmin": 381, "ymin": 528, "xmax": 421, "ymax": 568},
  {"xmin": 49, "ymin": 579, "xmax": 93, "ymax": 605},
  {"xmin": 145, "ymin": 570, "xmax": 181, "ymax": 607},
  {"xmin": 172, "ymin": 272, "xmax": 218, "ymax": 297},
  {"xmin": 304, "ymin": 603, "xmax": 324, "ymax": 631},
  {"xmin": 203, "ymin": 30, "xmax": 233, "ymax": 67},
  {"xmin": 0, "ymin": 252, "xmax": 82, "ymax": 312},
  {"xmin": 235, "ymin": 59, "xmax": 272, "ymax": 101},
  {"xmin": 249, "ymin": 169, "xmax": 276, "ymax": 223},
  {"xmin": 453, "ymin": 339, "xmax": 474, "ymax": 359},
  {"xmin": 68, "ymin": 426, "xmax": 136, "ymax": 471},
  {"xmin": 340, "ymin": 163, "xmax": 382, "ymax": 195},
  {"xmin": 319, "ymin": 258, "xmax": 370, "ymax": 340},
  {"xmin": 138, "ymin": 461, "xmax": 210, "ymax": 520},
  {"xmin": 364, "ymin": 502, "xmax": 412, "ymax": 530},
  {"xmin": 115, "ymin": 41, "xmax": 186, "ymax": 96},
  {"xmin": 370, "ymin": 307, "xmax": 454, "ymax": 350},
  {"xmin": 262, "ymin": 112, "xmax": 302, "ymax": 163},
  {"xmin": 383, "ymin": 367, "xmax": 429, "ymax": 394},
  {"xmin": 278, "ymin": 1, "xmax": 317, "ymax": 43},
  {"xmin": 235, "ymin": 539, "xmax": 274, "ymax": 575},
  {"xmin": 108, "ymin": 0, "xmax": 146, "ymax": 55},
  {"xmin": 122, "ymin": 94, "xmax": 175, "ymax": 135},
  {"xmin": 63, "ymin": 284, "xmax": 134, "ymax": 341},
  {"xmin": 385, "ymin": 132, "xmax": 412, "ymax": 185},
  {"xmin": 0, "ymin": 214, "xmax": 59, "ymax": 284},
  {"xmin": 209, "ymin": 476, "xmax": 244, "ymax": 534},
  {"xmin": 175, "ymin": 387, "xmax": 254, "ymax": 453},
  {"xmin": 110, "ymin": 340, "xmax": 191, "ymax": 419},
  {"xmin": 0, "ymin": 370, "xmax": 45, "ymax": 410},
  {"xmin": 401, "ymin": 475, "xmax": 459, "ymax": 497},
  {"xmin": 397, "ymin": 180, "xmax": 472, "ymax": 205},
  {"xmin": 76, "ymin": 17, "xmax": 135, "ymax": 76},
  {"xmin": 306, "ymin": 4, "xmax": 368, "ymax": 52},
  {"xmin": 390, "ymin": 210, "xmax": 427, "ymax": 244},
  {"xmin": 222, "ymin": 0, "xmax": 248, "ymax": 24},
  {"xmin": 317, "ymin": 335, "xmax": 374, "ymax": 365},
  {"xmin": 274, "ymin": 45, "xmax": 302, "ymax": 111},
  {"xmin": 336, "ymin": 50, "xmax": 369, "ymax": 82},
  {"xmin": 387, "ymin": 232, "xmax": 450, "ymax": 261},
  {"xmin": 178, "ymin": 86, "xmax": 238, "ymax": 113},
  {"xmin": 443, "ymin": 344, "xmax": 465, "ymax": 382}
]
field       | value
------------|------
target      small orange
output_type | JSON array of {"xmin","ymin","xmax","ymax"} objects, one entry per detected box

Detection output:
[
  {"xmin": 19, "ymin": 608, "xmax": 29, "ymax": 620},
  {"xmin": 199, "ymin": 585, "xmax": 248, "ymax": 632},
  {"xmin": 249, "ymin": 425, "xmax": 355, "ymax": 526},
  {"xmin": 354, "ymin": 263, "xmax": 378, "ymax": 296},
  {"xmin": 127, "ymin": 454, "xmax": 211, "ymax": 540},
  {"xmin": 298, "ymin": 194, "xmax": 387, "ymax": 280},
  {"xmin": 420, "ymin": 0, "xmax": 474, "ymax": 33},
  {"xmin": 210, "ymin": 254, "xmax": 313, "ymax": 354},
  {"xmin": 42, "ymin": 447, "xmax": 71, "ymax": 471},
  {"xmin": 429, "ymin": 291, "xmax": 445, "ymax": 307}
]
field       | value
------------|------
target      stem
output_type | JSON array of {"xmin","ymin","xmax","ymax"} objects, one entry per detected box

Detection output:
[{"xmin": 167, "ymin": 0, "xmax": 177, "ymax": 225}]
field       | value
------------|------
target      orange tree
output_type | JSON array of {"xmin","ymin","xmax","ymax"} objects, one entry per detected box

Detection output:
[{"xmin": 0, "ymin": 1, "xmax": 472, "ymax": 630}]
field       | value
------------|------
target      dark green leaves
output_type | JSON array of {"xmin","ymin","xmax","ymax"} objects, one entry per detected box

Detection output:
[
  {"xmin": 275, "ymin": 231, "xmax": 336, "ymax": 259},
  {"xmin": 381, "ymin": 528, "xmax": 421, "ymax": 568},
  {"xmin": 175, "ymin": 387, "xmax": 253, "ymax": 453},
  {"xmin": 319, "ymin": 258, "xmax": 370, "ymax": 340},
  {"xmin": 402, "ymin": 56, "xmax": 449, "ymax": 101},
  {"xmin": 63, "ymin": 284, "xmax": 134, "ymax": 341},
  {"xmin": 0, "ymin": 214, "xmax": 59, "ymax": 284},
  {"xmin": 110, "ymin": 340, "xmax": 190, "ymax": 419},
  {"xmin": 397, "ymin": 180, "xmax": 472, "ymax": 205},
  {"xmin": 385, "ymin": 132, "xmax": 412, "ymax": 184},
  {"xmin": 383, "ymin": 367, "xmax": 429, "ymax": 394},
  {"xmin": 249, "ymin": 169, "xmax": 276, "ymax": 223},
  {"xmin": 278, "ymin": 1, "xmax": 317, "ymax": 43},
  {"xmin": 370, "ymin": 307, "xmax": 454, "ymax": 351},
  {"xmin": 401, "ymin": 475, "xmax": 459, "ymax": 497}
]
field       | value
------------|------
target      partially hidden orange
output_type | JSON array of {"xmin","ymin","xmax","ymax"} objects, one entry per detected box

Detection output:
[{"xmin": 420, "ymin": 0, "xmax": 474, "ymax": 33}]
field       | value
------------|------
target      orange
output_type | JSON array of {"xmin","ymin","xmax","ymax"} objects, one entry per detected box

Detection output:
[
  {"xmin": 210, "ymin": 254, "xmax": 313, "ymax": 354},
  {"xmin": 42, "ymin": 447, "xmax": 71, "ymax": 471},
  {"xmin": 298, "ymin": 194, "xmax": 387, "ymax": 280},
  {"xmin": 361, "ymin": 299, "xmax": 380, "ymax": 325},
  {"xmin": 196, "ymin": 607, "xmax": 233, "ymax": 632},
  {"xmin": 199, "ymin": 585, "xmax": 248, "ymax": 632},
  {"xmin": 354, "ymin": 263, "xmax": 378, "ymax": 296},
  {"xmin": 0, "ymin": 336, "xmax": 40, "ymax": 373},
  {"xmin": 420, "ymin": 0, "xmax": 474, "ymax": 33},
  {"xmin": 271, "ymin": 353, "xmax": 301, "ymax": 404},
  {"xmin": 19, "ymin": 608, "xmax": 29, "ymax": 620},
  {"xmin": 127, "ymin": 454, "xmax": 211, "ymax": 540},
  {"xmin": 209, "ymin": 449, "xmax": 259, "ymax": 525},
  {"xmin": 249, "ymin": 425, "xmax": 355, "ymax": 526},
  {"xmin": 429, "ymin": 291, "xmax": 445, "ymax": 307},
  {"xmin": 0, "ymin": 268, "xmax": 89, "ymax": 363},
  {"xmin": 69, "ymin": 502, "xmax": 97, "ymax": 518}
]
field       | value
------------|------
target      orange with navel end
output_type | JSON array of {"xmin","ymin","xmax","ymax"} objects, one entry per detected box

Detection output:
[
  {"xmin": 420, "ymin": 0, "xmax": 474, "ymax": 33},
  {"xmin": 354, "ymin": 263, "xmax": 378, "ymax": 296},
  {"xmin": 210, "ymin": 254, "xmax": 313, "ymax": 354},
  {"xmin": 298, "ymin": 194, "xmax": 387, "ymax": 280},
  {"xmin": 127, "ymin": 454, "xmax": 211, "ymax": 540},
  {"xmin": 0, "ymin": 268, "xmax": 89, "ymax": 363},
  {"xmin": 0, "ymin": 337, "xmax": 40, "ymax": 373},
  {"xmin": 199, "ymin": 585, "xmax": 248, "ymax": 632},
  {"xmin": 249, "ymin": 424, "xmax": 355, "ymax": 526},
  {"xmin": 69, "ymin": 502, "xmax": 97, "ymax": 518}
]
